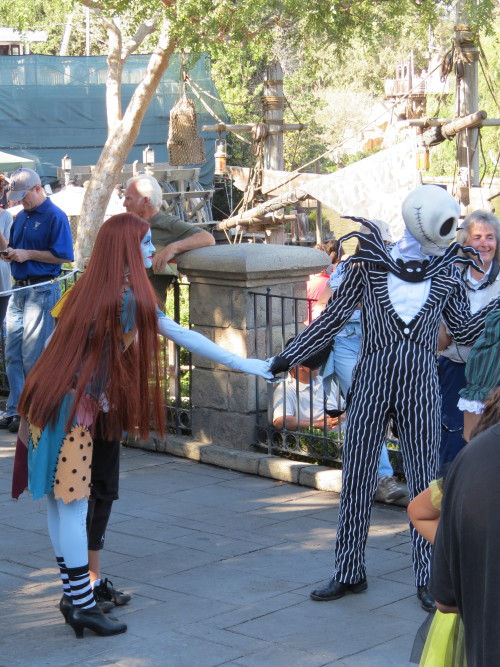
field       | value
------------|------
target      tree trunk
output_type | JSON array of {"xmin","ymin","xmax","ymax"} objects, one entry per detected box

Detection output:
[
  {"xmin": 75, "ymin": 29, "xmax": 178, "ymax": 266},
  {"xmin": 106, "ymin": 20, "xmax": 123, "ymax": 129}
]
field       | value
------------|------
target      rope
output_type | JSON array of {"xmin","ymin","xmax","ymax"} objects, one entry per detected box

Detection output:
[
  {"xmin": 252, "ymin": 122, "xmax": 268, "ymax": 148},
  {"xmin": 261, "ymin": 95, "xmax": 285, "ymax": 112},
  {"xmin": 478, "ymin": 38, "xmax": 500, "ymax": 113},
  {"xmin": 440, "ymin": 46, "xmax": 454, "ymax": 81},
  {"xmin": 185, "ymin": 77, "xmax": 252, "ymax": 145},
  {"xmin": 283, "ymin": 92, "xmax": 303, "ymax": 124},
  {"xmin": 478, "ymin": 130, "xmax": 487, "ymax": 185},
  {"xmin": 185, "ymin": 73, "xmax": 261, "ymax": 107},
  {"xmin": 0, "ymin": 269, "xmax": 81, "ymax": 297},
  {"xmin": 488, "ymin": 148, "xmax": 500, "ymax": 187}
]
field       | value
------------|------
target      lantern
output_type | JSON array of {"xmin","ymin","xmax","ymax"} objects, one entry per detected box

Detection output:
[
  {"xmin": 61, "ymin": 154, "xmax": 72, "ymax": 185},
  {"xmin": 214, "ymin": 139, "xmax": 227, "ymax": 175},
  {"xmin": 143, "ymin": 146, "xmax": 155, "ymax": 173},
  {"xmin": 416, "ymin": 144, "xmax": 429, "ymax": 171}
]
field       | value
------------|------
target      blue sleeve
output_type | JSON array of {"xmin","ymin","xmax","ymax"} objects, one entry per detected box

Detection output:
[
  {"xmin": 48, "ymin": 205, "xmax": 74, "ymax": 260},
  {"xmin": 9, "ymin": 212, "xmax": 24, "ymax": 246},
  {"xmin": 328, "ymin": 262, "xmax": 345, "ymax": 290}
]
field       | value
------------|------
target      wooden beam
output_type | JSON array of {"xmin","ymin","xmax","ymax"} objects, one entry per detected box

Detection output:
[
  {"xmin": 202, "ymin": 122, "xmax": 305, "ymax": 133},
  {"xmin": 162, "ymin": 190, "xmax": 214, "ymax": 200},
  {"xmin": 403, "ymin": 116, "xmax": 500, "ymax": 128},
  {"xmin": 441, "ymin": 111, "xmax": 487, "ymax": 138},
  {"xmin": 216, "ymin": 189, "xmax": 309, "ymax": 231}
]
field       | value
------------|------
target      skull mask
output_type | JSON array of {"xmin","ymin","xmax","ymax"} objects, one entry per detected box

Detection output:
[{"xmin": 402, "ymin": 185, "xmax": 460, "ymax": 256}]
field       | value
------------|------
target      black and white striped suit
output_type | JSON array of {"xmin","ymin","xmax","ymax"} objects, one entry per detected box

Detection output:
[{"xmin": 277, "ymin": 261, "xmax": 499, "ymax": 586}]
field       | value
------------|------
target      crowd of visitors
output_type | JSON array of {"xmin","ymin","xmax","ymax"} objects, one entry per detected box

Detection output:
[{"xmin": 2, "ymin": 167, "xmax": 500, "ymax": 664}]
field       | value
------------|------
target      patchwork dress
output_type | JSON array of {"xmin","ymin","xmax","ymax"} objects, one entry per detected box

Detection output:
[{"xmin": 27, "ymin": 289, "xmax": 136, "ymax": 503}]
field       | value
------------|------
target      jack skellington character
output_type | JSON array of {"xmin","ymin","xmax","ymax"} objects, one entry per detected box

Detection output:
[{"xmin": 270, "ymin": 185, "xmax": 499, "ymax": 610}]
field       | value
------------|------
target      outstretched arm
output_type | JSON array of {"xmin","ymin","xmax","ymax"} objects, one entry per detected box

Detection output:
[
  {"xmin": 271, "ymin": 262, "xmax": 364, "ymax": 374},
  {"xmin": 157, "ymin": 312, "xmax": 272, "ymax": 379}
]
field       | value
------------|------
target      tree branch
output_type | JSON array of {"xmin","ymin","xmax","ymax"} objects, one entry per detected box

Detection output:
[
  {"xmin": 123, "ymin": 11, "xmax": 162, "ymax": 60},
  {"xmin": 244, "ymin": 15, "xmax": 281, "ymax": 40},
  {"xmin": 77, "ymin": 0, "xmax": 107, "ymax": 10}
]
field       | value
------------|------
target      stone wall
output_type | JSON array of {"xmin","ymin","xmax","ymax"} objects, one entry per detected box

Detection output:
[{"xmin": 176, "ymin": 243, "xmax": 327, "ymax": 449}]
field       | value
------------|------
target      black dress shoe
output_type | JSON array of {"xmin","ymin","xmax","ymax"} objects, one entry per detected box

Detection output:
[
  {"xmin": 0, "ymin": 415, "xmax": 14, "ymax": 429},
  {"xmin": 8, "ymin": 415, "xmax": 20, "ymax": 433},
  {"xmin": 417, "ymin": 585, "xmax": 436, "ymax": 612},
  {"xmin": 310, "ymin": 577, "xmax": 368, "ymax": 601}
]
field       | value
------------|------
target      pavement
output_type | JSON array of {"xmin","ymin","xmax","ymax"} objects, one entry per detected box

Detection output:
[{"xmin": 0, "ymin": 430, "xmax": 426, "ymax": 667}]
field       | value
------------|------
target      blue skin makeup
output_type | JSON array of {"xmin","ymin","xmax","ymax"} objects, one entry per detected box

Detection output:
[{"xmin": 141, "ymin": 231, "xmax": 155, "ymax": 268}]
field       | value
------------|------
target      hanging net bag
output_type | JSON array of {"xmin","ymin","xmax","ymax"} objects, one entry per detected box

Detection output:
[{"xmin": 167, "ymin": 93, "xmax": 206, "ymax": 166}]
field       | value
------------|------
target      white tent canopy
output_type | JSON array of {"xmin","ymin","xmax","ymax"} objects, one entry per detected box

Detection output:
[
  {"xmin": 221, "ymin": 140, "xmax": 421, "ymax": 238},
  {"xmin": 49, "ymin": 186, "xmax": 124, "ymax": 218},
  {"xmin": 8, "ymin": 185, "xmax": 124, "ymax": 218},
  {"xmin": 0, "ymin": 151, "xmax": 35, "ymax": 173},
  {"xmin": 301, "ymin": 139, "xmax": 421, "ymax": 240}
]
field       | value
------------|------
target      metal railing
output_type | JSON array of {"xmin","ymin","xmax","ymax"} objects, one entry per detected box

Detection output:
[
  {"xmin": 162, "ymin": 279, "xmax": 192, "ymax": 435},
  {"xmin": 0, "ymin": 268, "xmax": 82, "ymax": 395},
  {"xmin": 0, "ymin": 271, "xmax": 193, "ymax": 435},
  {"xmin": 251, "ymin": 288, "xmax": 403, "ymax": 474}
]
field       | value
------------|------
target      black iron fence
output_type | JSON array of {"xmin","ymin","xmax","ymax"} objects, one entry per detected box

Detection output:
[
  {"xmin": 0, "ymin": 271, "xmax": 193, "ymax": 436},
  {"xmin": 251, "ymin": 288, "xmax": 403, "ymax": 474},
  {"xmin": 163, "ymin": 280, "xmax": 192, "ymax": 435}
]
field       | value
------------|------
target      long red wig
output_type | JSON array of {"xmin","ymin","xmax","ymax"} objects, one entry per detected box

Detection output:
[{"xmin": 18, "ymin": 213, "xmax": 165, "ymax": 439}]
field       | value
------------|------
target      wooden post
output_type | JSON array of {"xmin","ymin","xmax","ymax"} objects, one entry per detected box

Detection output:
[
  {"xmin": 262, "ymin": 62, "xmax": 285, "ymax": 243},
  {"xmin": 263, "ymin": 62, "xmax": 285, "ymax": 172},
  {"xmin": 315, "ymin": 161, "xmax": 322, "ymax": 245},
  {"xmin": 203, "ymin": 65, "xmax": 306, "ymax": 244},
  {"xmin": 455, "ymin": 1, "xmax": 480, "ymax": 196}
]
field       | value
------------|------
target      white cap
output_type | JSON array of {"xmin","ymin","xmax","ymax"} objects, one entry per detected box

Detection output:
[
  {"xmin": 360, "ymin": 219, "xmax": 393, "ymax": 243},
  {"xmin": 8, "ymin": 168, "xmax": 41, "ymax": 202}
]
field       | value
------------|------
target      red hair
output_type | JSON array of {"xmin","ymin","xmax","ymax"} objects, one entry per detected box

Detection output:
[{"xmin": 18, "ymin": 213, "xmax": 165, "ymax": 439}]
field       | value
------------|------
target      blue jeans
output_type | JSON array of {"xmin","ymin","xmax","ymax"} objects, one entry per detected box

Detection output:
[
  {"xmin": 5, "ymin": 282, "xmax": 61, "ymax": 417},
  {"xmin": 333, "ymin": 331, "xmax": 394, "ymax": 478},
  {"xmin": 438, "ymin": 355, "xmax": 467, "ymax": 468}
]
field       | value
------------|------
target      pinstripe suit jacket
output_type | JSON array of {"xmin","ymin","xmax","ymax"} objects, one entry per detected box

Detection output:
[{"xmin": 281, "ymin": 262, "xmax": 500, "ymax": 368}]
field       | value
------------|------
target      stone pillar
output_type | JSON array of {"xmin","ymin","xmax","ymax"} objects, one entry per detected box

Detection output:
[{"xmin": 177, "ymin": 243, "xmax": 327, "ymax": 449}]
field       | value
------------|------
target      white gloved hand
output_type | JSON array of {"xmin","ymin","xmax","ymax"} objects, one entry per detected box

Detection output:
[{"xmin": 230, "ymin": 357, "xmax": 273, "ymax": 379}]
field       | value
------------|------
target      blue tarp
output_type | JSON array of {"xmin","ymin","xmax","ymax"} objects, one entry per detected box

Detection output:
[{"xmin": 0, "ymin": 53, "xmax": 228, "ymax": 188}]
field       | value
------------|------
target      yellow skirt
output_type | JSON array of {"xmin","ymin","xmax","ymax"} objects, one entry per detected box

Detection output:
[{"xmin": 420, "ymin": 611, "xmax": 466, "ymax": 667}]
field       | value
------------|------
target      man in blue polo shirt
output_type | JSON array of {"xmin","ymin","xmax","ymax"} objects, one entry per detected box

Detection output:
[{"xmin": 0, "ymin": 168, "xmax": 73, "ymax": 432}]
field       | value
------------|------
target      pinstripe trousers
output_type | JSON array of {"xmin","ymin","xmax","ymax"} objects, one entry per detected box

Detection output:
[{"xmin": 334, "ymin": 339, "xmax": 440, "ymax": 586}]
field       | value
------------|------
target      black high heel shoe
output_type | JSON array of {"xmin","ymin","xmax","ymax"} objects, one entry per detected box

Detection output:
[
  {"xmin": 68, "ymin": 605, "xmax": 127, "ymax": 638},
  {"xmin": 59, "ymin": 594, "xmax": 72, "ymax": 623},
  {"xmin": 59, "ymin": 595, "xmax": 115, "ymax": 622}
]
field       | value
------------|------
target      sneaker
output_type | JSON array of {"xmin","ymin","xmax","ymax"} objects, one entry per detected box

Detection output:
[
  {"xmin": 94, "ymin": 578, "xmax": 131, "ymax": 606},
  {"xmin": 375, "ymin": 476, "xmax": 406, "ymax": 504},
  {"xmin": 96, "ymin": 597, "xmax": 115, "ymax": 613}
]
